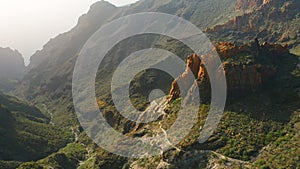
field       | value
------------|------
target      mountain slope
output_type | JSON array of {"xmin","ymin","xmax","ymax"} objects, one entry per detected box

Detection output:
[
  {"xmin": 18, "ymin": 0, "xmax": 241, "ymax": 127},
  {"xmin": 206, "ymin": 0, "xmax": 300, "ymax": 47},
  {"xmin": 0, "ymin": 93, "xmax": 73, "ymax": 169}
]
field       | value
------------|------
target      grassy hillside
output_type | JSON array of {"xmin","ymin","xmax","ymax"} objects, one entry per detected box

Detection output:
[{"xmin": 0, "ymin": 93, "xmax": 73, "ymax": 169}]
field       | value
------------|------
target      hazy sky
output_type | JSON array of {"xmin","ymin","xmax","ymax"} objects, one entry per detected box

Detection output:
[{"xmin": 0, "ymin": 0, "xmax": 139, "ymax": 65}]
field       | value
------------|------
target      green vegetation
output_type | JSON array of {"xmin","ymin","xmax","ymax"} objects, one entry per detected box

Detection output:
[
  {"xmin": 253, "ymin": 111, "xmax": 300, "ymax": 168},
  {"xmin": 18, "ymin": 143, "xmax": 87, "ymax": 169},
  {"xmin": 0, "ymin": 93, "xmax": 73, "ymax": 168},
  {"xmin": 290, "ymin": 45, "xmax": 300, "ymax": 56}
]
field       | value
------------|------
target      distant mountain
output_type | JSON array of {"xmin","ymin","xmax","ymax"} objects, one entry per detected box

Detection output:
[
  {"xmin": 22, "ymin": 0, "xmax": 300, "ymax": 101},
  {"xmin": 21, "ymin": 0, "xmax": 240, "ymax": 102},
  {"xmin": 26, "ymin": 0, "xmax": 240, "ymax": 72},
  {"xmin": 26, "ymin": 1, "xmax": 118, "ymax": 72},
  {"xmin": 0, "ymin": 47, "xmax": 25, "ymax": 92}
]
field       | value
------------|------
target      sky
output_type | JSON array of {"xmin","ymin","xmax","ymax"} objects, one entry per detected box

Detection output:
[{"xmin": 0, "ymin": 0, "xmax": 140, "ymax": 65}]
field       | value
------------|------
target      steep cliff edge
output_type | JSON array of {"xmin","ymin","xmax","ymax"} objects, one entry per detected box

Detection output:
[
  {"xmin": 169, "ymin": 40, "xmax": 290, "ymax": 101},
  {"xmin": 235, "ymin": 0, "xmax": 264, "ymax": 10},
  {"xmin": 206, "ymin": 0, "xmax": 300, "ymax": 46}
]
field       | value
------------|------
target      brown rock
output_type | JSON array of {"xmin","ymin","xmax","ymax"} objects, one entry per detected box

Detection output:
[
  {"xmin": 215, "ymin": 42, "xmax": 239, "ymax": 58},
  {"xmin": 169, "ymin": 54, "xmax": 202, "ymax": 101},
  {"xmin": 168, "ymin": 41, "xmax": 287, "ymax": 101},
  {"xmin": 235, "ymin": 0, "xmax": 264, "ymax": 10}
]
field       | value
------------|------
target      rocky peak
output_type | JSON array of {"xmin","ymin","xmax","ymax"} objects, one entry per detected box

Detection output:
[
  {"xmin": 91, "ymin": 0, "xmax": 117, "ymax": 9},
  {"xmin": 27, "ymin": 1, "xmax": 118, "ymax": 72},
  {"xmin": 78, "ymin": 0, "xmax": 117, "ymax": 24},
  {"xmin": 168, "ymin": 53, "xmax": 206, "ymax": 102}
]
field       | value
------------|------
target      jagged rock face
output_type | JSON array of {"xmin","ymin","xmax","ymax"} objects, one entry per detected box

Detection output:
[
  {"xmin": 235, "ymin": 0, "xmax": 264, "ymax": 10},
  {"xmin": 215, "ymin": 42, "xmax": 240, "ymax": 58},
  {"xmin": 169, "ymin": 54, "xmax": 204, "ymax": 101},
  {"xmin": 224, "ymin": 63, "xmax": 276, "ymax": 92},
  {"xmin": 0, "ymin": 47, "xmax": 25, "ymax": 80},
  {"xmin": 169, "ymin": 41, "xmax": 288, "ymax": 101},
  {"xmin": 207, "ymin": 0, "xmax": 300, "ymax": 46},
  {"xmin": 215, "ymin": 40, "xmax": 289, "ymax": 58}
]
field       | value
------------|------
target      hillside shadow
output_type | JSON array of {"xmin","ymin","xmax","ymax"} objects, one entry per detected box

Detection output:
[{"xmin": 226, "ymin": 53, "xmax": 300, "ymax": 123}]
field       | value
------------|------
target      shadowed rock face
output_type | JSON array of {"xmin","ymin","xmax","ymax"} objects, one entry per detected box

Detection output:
[
  {"xmin": 168, "ymin": 41, "xmax": 289, "ymax": 101},
  {"xmin": 235, "ymin": 0, "xmax": 272, "ymax": 10},
  {"xmin": 0, "ymin": 47, "xmax": 25, "ymax": 80}
]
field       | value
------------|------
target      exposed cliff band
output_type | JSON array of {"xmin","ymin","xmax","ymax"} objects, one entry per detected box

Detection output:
[{"xmin": 169, "ymin": 40, "xmax": 289, "ymax": 101}]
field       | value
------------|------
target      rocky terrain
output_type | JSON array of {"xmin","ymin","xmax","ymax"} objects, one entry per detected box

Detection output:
[
  {"xmin": 169, "ymin": 40, "xmax": 290, "ymax": 101},
  {"xmin": 206, "ymin": 0, "xmax": 300, "ymax": 47},
  {"xmin": 0, "ymin": 0, "xmax": 299, "ymax": 168}
]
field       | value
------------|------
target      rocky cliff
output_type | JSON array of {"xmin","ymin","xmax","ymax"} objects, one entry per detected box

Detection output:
[
  {"xmin": 169, "ymin": 40, "xmax": 289, "ymax": 101},
  {"xmin": 206, "ymin": 0, "xmax": 300, "ymax": 47},
  {"xmin": 235, "ymin": 0, "xmax": 264, "ymax": 10}
]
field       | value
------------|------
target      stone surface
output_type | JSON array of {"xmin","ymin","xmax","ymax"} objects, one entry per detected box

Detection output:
[{"xmin": 169, "ymin": 41, "xmax": 288, "ymax": 101}]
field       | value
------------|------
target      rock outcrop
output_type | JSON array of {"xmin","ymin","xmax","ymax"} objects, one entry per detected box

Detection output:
[
  {"xmin": 169, "ymin": 54, "xmax": 204, "ymax": 101},
  {"xmin": 235, "ymin": 0, "xmax": 264, "ymax": 10},
  {"xmin": 206, "ymin": 0, "xmax": 300, "ymax": 46},
  {"xmin": 169, "ymin": 41, "xmax": 289, "ymax": 101},
  {"xmin": 235, "ymin": 0, "xmax": 271, "ymax": 10}
]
